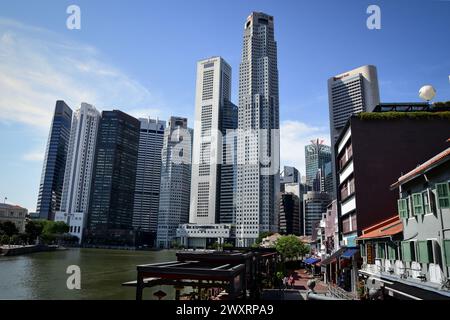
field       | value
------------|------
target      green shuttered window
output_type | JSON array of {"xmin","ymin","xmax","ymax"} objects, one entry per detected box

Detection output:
[
  {"xmin": 423, "ymin": 190, "xmax": 431, "ymax": 214},
  {"xmin": 412, "ymin": 193, "xmax": 424, "ymax": 215},
  {"xmin": 388, "ymin": 243, "xmax": 397, "ymax": 260},
  {"xmin": 417, "ymin": 241, "xmax": 433, "ymax": 263},
  {"xmin": 444, "ymin": 240, "xmax": 450, "ymax": 267},
  {"xmin": 398, "ymin": 199, "xmax": 408, "ymax": 219},
  {"xmin": 376, "ymin": 243, "xmax": 385, "ymax": 259},
  {"xmin": 436, "ymin": 183, "xmax": 450, "ymax": 209},
  {"xmin": 401, "ymin": 241, "xmax": 415, "ymax": 262}
]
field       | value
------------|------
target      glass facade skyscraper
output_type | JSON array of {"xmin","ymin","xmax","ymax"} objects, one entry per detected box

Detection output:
[
  {"xmin": 132, "ymin": 117, "xmax": 166, "ymax": 245},
  {"xmin": 157, "ymin": 117, "xmax": 192, "ymax": 249},
  {"xmin": 86, "ymin": 110, "xmax": 140, "ymax": 245},
  {"xmin": 55, "ymin": 103, "xmax": 100, "ymax": 243},
  {"xmin": 189, "ymin": 57, "xmax": 237, "ymax": 226},
  {"xmin": 305, "ymin": 139, "xmax": 333, "ymax": 194},
  {"xmin": 235, "ymin": 12, "xmax": 280, "ymax": 247},
  {"xmin": 36, "ymin": 100, "xmax": 72, "ymax": 220}
]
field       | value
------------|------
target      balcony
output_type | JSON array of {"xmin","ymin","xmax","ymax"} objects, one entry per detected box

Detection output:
[{"xmin": 360, "ymin": 259, "xmax": 450, "ymax": 293}]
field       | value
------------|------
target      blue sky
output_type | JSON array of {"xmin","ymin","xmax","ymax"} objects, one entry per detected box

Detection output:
[{"xmin": 0, "ymin": 0, "xmax": 449, "ymax": 211}]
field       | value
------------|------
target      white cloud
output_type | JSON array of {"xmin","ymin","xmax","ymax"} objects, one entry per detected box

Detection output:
[
  {"xmin": 280, "ymin": 120, "xmax": 330, "ymax": 175},
  {"xmin": 0, "ymin": 18, "xmax": 167, "ymax": 131}
]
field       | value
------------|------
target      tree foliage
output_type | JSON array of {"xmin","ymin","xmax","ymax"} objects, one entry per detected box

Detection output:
[
  {"xmin": 275, "ymin": 235, "xmax": 309, "ymax": 261},
  {"xmin": 0, "ymin": 221, "xmax": 19, "ymax": 237},
  {"xmin": 24, "ymin": 220, "xmax": 69, "ymax": 244},
  {"xmin": 25, "ymin": 220, "xmax": 44, "ymax": 241}
]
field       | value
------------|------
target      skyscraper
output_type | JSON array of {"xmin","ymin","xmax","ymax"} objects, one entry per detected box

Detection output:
[
  {"xmin": 132, "ymin": 118, "xmax": 166, "ymax": 246},
  {"xmin": 219, "ymin": 99, "xmax": 238, "ymax": 224},
  {"xmin": 157, "ymin": 116, "xmax": 192, "ymax": 249},
  {"xmin": 303, "ymin": 191, "xmax": 331, "ymax": 236},
  {"xmin": 327, "ymin": 65, "xmax": 380, "ymax": 199},
  {"xmin": 176, "ymin": 57, "xmax": 237, "ymax": 249},
  {"xmin": 86, "ymin": 110, "xmax": 140, "ymax": 245},
  {"xmin": 36, "ymin": 100, "xmax": 72, "ymax": 220},
  {"xmin": 235, "ymin": 12, "xmax": 280, "ymax": 247},
  {"xmin": 305, "ymin": 139, "xmax": 332, "ymax": 193},
  {"xmin": 279, "ymin": 192, "xmax": 300, "ymax": 235},
  {"xmin": 327, "ymin": 65, "xmax": 380, "ymax": 143},
  {"xmin": 55, "ymin": 103, "xmax": 100, "ymax": 243},
  {"xmin": 189, "ymin": 57, "xmax": 235, "ymax": 225}
]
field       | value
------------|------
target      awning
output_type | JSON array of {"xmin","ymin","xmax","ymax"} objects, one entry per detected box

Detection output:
[
  {"xmin": 304, "ymin": 257, "xmax": 320, "ymax": 265},
  {"xmin": 341, "ymin": 248, "xmax": 359, "ymax": 259},
  {"xmin": 320, "ymin": 247, "xmax": 347, "ymax": 265}
]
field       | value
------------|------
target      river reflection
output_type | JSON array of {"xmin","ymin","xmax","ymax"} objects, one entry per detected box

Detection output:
[{"xmin": 0, "ymin": 248, "xmax": 176, "ymax": 300}]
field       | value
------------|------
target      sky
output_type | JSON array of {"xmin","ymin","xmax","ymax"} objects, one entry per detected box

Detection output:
[{"xmin": 0, "ymin": 0, "xmax": 449, "ymax": 211}]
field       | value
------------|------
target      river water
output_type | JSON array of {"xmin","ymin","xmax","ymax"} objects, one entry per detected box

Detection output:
[{"xmin": 0, "ymin": 248, "xmax": 176, "ymax": 300}]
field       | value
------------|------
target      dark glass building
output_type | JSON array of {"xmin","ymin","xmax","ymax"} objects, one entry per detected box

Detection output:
[
  {"xmin": 86, "ymin": 110, "xmax": 140, "ymax": 245},
  {"xmin": 279, "ymin": 192, "xmax": 300, "ymax": 235},
  {"xmin": 36, "ymin": 100, "xmax": 72, "ymax": 220}
]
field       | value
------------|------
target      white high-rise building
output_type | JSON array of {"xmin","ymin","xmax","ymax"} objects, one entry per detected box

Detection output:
[
  {"xmin": 190, "ymin": 57, "xmax": 233, "ymax": 225},
  {"xmin": 156, "ymin": 117, "xmax": 192, "ymax": 248},
  {"xmin": 132, "ymin": 118, "xmax": 166, "ymax": 243},
  {"xmin": 328, "ymin": 65, "xmax": 380, "ymax": 143},
  {"xmin": 177, "ymin": 57, "xmax": 237, "ymax": 249},
  {"xmin": 55, "ymin": 103, "xmax": 100, "ymax": 243},
  {"xmin": 235, "ymin": 12, "xmax": 280, "ymax": 247}
]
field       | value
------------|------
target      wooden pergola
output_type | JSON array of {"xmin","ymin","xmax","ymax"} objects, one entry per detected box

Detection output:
[{"xmin": 123, "ymin": 249, "xmax": 279, "ymax": 300}]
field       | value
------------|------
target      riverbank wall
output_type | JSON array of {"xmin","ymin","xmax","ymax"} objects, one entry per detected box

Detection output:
[{"xmin": 0, "ymin": 244, "xmax": 60, "ymax": 256}]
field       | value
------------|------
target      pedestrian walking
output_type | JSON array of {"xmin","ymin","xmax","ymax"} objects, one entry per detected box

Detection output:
[
  {"xmin": 289, "ymin": 274, "xmax": 295, "ymax": 288},
  {"xmin": 282, "ymin": 276, "xmax": 288, "ymax": 289}
]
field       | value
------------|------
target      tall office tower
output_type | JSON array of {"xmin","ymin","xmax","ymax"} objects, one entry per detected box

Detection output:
[
  {"xmin": 235, "ymin": 12, "xmax": 280, "ymax": 247},
  {"xmin": 279, "ymin": 192, "xmax": 300, "ymax": 235},
  {"xmin": 132, "ymin": 118, "xmax": 166, "ymax": 245},
  {"xmin": 327, "ymin": 65, "xmax": 380, "ymax": 143},
  {"xmin": 86, "ymin": 110, "xmax": 140, "ymax": 245},
  {"xmin": 157, "ymin": 117, "xmax": 192, "ymax": 249},
  {"xmin": 219, "ymin": 100, "xmax": 238, "ymax": 224},
  {"xmin": 190, "ymin": 57, "xmax": 236, "ymax": 225},
  {"xmin": 55, "ymin": 103, "xmax": 100, "ymax": 243},
  {"xmin": 36, "ymin": 100, "xmax": 72, "ymax": 220},
  {"xmin": 303, "ymin": 191, "xmax": 331, "ymax": 236},
  {"xmin": 328, "ymin": 65, "xmax": 380, "ymax": 197},
  {"xmin": 305, "ymin": 139, "xmax": 332, "ymax": 193}
]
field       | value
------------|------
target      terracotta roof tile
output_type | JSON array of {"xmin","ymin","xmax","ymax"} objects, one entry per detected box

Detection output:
[{"xmin": 357, "ymin": 215, "xmax": 403, "ymax": 240}]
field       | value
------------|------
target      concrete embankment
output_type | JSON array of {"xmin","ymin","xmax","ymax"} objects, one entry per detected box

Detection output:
[{"xmin": 0, "ymin": 244, "xmax": 61, "ymax": 256}]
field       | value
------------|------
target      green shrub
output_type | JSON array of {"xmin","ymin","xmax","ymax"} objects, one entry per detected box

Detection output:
[{"xmin": 357, "ymin": 111, "xmax": 450, "ymax": 121}]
